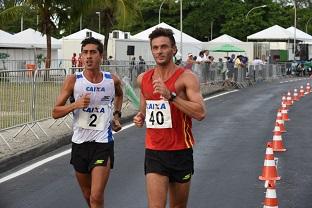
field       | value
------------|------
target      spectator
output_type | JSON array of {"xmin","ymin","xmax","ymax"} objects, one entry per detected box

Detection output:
[
  {"xmin": 185, "ymin": 53, "xmax": 195, "ymax": 70},
  {"xmin": 138, "ymin": 55, "xmax": 146, "ymax": 75},
  {"xmin": 104, "ymin": 56, "xmax": 113, "ymax": 65},
  {"xmin": 71, "ymin": 53, "xmax": 77, "ymax": 67},
  {"xmin": 203, "ymin": 50, "xmax": 209, "ymax": 61},
  {"xmin": 129, "ymin": 57, "xmax": 136, "ymax": 81},
  {"xmin": 252, "ymin": 57, "xmax": 264, "ymax": 65},
  {"xmin": 227, "ymin": 54, "xmax": 235, "ymax": 80},
  {"xmin": 217, "ymin": 58, "xmax": 224, "ymax": 79},
  {"xmin": 77, "ymin": 53, "xmax": 83, "ymax": 67},
  {"xmin": 196, "ymin": 51, "xmax": 205, "ymax": 62}
]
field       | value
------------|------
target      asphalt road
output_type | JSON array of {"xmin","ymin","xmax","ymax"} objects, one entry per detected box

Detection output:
[{"xmin": 0, "ymin": 78, "xmax": 312, "ymax": 208}]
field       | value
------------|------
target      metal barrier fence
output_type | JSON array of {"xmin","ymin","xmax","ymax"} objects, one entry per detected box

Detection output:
[
  {"xmin": 0, "ymin": 62, "xmax": 288, "ymax": 130},
  {"xmin": 0, "ymin": 63, "xmax": 288, "ymax": 151},
  {"xmin": 192, "ymin": 62, "xmax": 288, "ymax": 84}
]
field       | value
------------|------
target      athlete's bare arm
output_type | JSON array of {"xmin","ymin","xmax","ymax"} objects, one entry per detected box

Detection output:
[
  {"xmin": 133, "ymin": 73, "xmax": 146, "ymax": 127},
  {"xmin": 52, "ymin": 75, "xmax": 90, "ymax": 119},
  {"xmin": 112, "ymin": 74, "xmax": 123, "ymax": 131},
  {"xmin": 153, "ymin": 70, "xmax": 206, "ymax": 121},
  {"xmin": 173, "ymin": 70, "xmax": 206, "ymax": 120},
  {"xmin": 112, "ymin": 74, "xmax": 123, "ymax": 113}
]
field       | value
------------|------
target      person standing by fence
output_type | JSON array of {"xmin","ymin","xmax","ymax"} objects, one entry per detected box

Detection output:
[
  {"xmin": 71, "ymin": 53, "xmax": 78, "ymax": 67},
  {"xmin": 133, "ymin": 27, "xmax": 206, "ymax": 208},
  {"xmin": 52, "ymin": 37, "xmax": 123, "ymax": 208}
]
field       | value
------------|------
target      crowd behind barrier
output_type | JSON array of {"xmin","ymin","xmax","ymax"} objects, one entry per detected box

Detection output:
[{"xmin": 0, "ymin": 62, "xmax": 292, "ymax": 151}]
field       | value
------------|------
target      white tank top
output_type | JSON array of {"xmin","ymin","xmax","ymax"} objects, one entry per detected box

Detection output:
[{"xmin": 72, "ymin": 71, "xmax": 115, "ymax": 144}]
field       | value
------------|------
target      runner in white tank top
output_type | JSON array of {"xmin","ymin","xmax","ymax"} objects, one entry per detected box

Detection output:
[
  {"xmin": 52, "ymin": 37, "xmax": 123, "ymax": 208},
  {"xmin": 72, "ymin": 70, "xmax": 115, "ymax": 143}
]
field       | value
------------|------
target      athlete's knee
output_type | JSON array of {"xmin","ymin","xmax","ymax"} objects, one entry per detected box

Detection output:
[
  {"xmin": 170, "ymin": 203, "xmax": 187, "ymax": 208},
  {"xmin": 90, "ymin": 192, "xmax": 104, "ymax": 206},
  {"xmin": 81, "ymin": 188, "xmax": 91, "ymax": 202}
]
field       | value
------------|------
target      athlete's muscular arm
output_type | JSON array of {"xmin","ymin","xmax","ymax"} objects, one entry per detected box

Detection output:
[
  {"xmin": 112, "ymin": 74, "xmax": 123, "ymax": 132},
  {"xmin": 52, "ymin": 75, "xmax": 90, "ymax": 119},
  {"xmin": 112, "ymin": 74, "xmax": 123, "ymax": 113},
  {"xmin": 133, "ymin": 73, "xmax": 146, "ymax": 127},
  {"xmin": 173, "ymin": 71, "xmax": 206, "ymax": 120},
  {"xmin": 154, "ymin": 70, "xmax": 206, "ymax": 121}
]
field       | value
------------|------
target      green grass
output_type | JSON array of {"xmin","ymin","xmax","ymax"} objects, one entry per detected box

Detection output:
[{"xmin": 0, "ymin": 82, "xmax": 63, "ymax": 129}]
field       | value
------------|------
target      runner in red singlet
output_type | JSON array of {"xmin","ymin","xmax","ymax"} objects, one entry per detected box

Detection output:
[{"xmin": 133, "ymin": 27, "xmax": 206, "ymax": 208}]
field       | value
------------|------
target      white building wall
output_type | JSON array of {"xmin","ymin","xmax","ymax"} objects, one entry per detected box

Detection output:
[{"xmin": 107, "ymin": 38, "xmax": 203, "ymax": 62}]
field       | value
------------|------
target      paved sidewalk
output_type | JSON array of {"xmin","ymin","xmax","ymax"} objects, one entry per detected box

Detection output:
[{"xmin": 0, "ymin": 84, "xmax": 225, "ymax": 173}]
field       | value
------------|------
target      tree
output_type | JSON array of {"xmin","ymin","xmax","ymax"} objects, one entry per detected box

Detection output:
[{"xmin": 69, "ymin": 0, "xmax": 141, "ymax": 59}]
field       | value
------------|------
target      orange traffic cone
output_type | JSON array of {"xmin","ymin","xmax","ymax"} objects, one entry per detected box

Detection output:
[
  {"xmin": 263, "ymin": 180, "xmax": 279, "ymax": 208},
  {"xmin": 285, "ymin": 91, "xmax": 293, "ymax": 106},
  {"xmin": 299, "ymin": 85, "xmax": 305, "ymax": 97},
  {"xmin": 305, "ymin": 83, "xmax": 311, "ymax": 95},
  {"xmin": 259, "ymin": 142, "xmax": 281, "ymax": 181},
  {"xmin": 293, "ymin": 88, "xmax": 300, "ymax": 101},
  {"xmin": 272, "ymin": 122, "xmax": 281, "ymax": 133},
  {"xmin": 281, "ymin": 103, "xmax": 290, "ymax": 121},
  {"xmin": 276, "ymin": 111, "xmax": 286, "ymax": 133},
  {"xmin": 272, "ymin": 126, "xmax": 286, "ymax": 152},
  {"xmin": 281, "ymin": 95, "xmax": 287, "ymax": 106}
]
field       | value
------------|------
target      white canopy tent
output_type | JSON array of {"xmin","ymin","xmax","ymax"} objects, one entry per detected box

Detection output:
[
  {"xmin": 0, "ymin": 28, "xmax": 61, "ymax": 69},
  {"xmin": 286, "ymin": 26, "xmax": 312, "ymax": 42},
  {"xmin": 0, "ymin": 28, "xmax": 61, "ymax": 49},
  {"xmin": 129, "ymin": 22, "xmax": 202, "ymax": 61},
  {"xmin": 63, "ymin": 28, "xmax": 104, "ymax": 40},
  {"xmin": 247, "ymin": 25, "xmax": 293, "ymax": 41},
  {"xmin": 209, "ymin": 34, "xmax": 242, "ymax": 43},
  {"xmin": 132, "ymin": 22, "xmax": 201, "ymax": 43},
  {"xmin": 61, "ymin": 28, "xmax": 105, "ymax": 66},
  {"xmin": 0, "ymin": 30, "xmax": 13, "ymax": 43}
]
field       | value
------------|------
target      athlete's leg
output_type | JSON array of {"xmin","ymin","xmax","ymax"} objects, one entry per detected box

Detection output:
[
  {"xmin": 168, "ymin": 181, "xmax": 191, "ymax": 208},
  {"xmin": 75, "ymin": 172, "xmax": 92, "ymax": 207},
  {"xmin": 90, "ymin": 160, "xmax": 111, "ymax": 208},
  {"xmin": 146, "ymin": 173, "xmax": 169, "ymax": 208}
]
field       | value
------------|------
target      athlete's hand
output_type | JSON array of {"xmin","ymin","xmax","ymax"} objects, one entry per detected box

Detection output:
[
  {"xmin": 112, "ymin": 117, "xmax": 122, "ymax": 132},
  {"xmin": 74, "ymin": 93, "xmax": 91, "ymax": 109},
  {"xmin": 133, "ymin": 112, "xmax": 145, "ymax": 128},
  {"xmin": 152, "ymin": 77, "xmax": 170, "ymax": 100}
]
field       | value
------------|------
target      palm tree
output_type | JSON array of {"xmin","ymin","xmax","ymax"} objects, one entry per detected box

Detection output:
[
  {"xmin": 69, "ymin": 0, "xmax": 141, "ymax": 59},
  {"xmin": 0, "ymin": 0, "xmax": 140, "ymax": 68}
]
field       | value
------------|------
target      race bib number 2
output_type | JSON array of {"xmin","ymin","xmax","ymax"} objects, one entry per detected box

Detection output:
[
  {"xmin": 145, "ymin": 100, "xmax": 172, "ymax": 129},
  {"xmin": 77, "ymin": 105, "xmax": 111, "ymax": 131}
]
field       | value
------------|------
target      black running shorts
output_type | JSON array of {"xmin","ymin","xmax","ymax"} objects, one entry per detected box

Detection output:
[
  {"xmin": 70, "ymin": 141, "xmax": 114, "ymax": 174},
  {"xmin": 144, "ymin": 148, "xmax": 194, "ymax": 183}
]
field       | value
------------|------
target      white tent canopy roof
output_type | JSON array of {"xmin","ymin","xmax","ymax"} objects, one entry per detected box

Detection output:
[
  {"xmin": 247, "ymin": 25, "xmax": 293, "ymax": 40},
  {"xmin": 209, "ymin": 34, "xmax": 242, "ymax": 43},
  {"xmin": 0, "ymin": 28, "xmax": 61, "ymax": 49},
  {"xmin": 0, "ymin": 30, "xmax": 13, "ymax": 41},
  {"xmin": 132, "ymin": 22, "xmax": 202, "ymax": 43},
  {"xmin": 14, "ymin": 28, "xmax": 61, "ymax": 48},
  {"xmin": 286, "ymin": 26, "xmax": 312, "ymax": 41},
  {"xmin": 62, "ymin": 28, "xmax": 105, "ymax": 40}
]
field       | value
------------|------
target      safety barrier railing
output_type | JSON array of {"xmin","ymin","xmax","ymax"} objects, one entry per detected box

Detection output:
[{"xmin": 0, "ymin": 63, "xmax": 289, "ymax": 151}]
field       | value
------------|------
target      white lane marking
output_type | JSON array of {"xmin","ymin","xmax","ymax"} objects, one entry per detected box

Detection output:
[
  {"xmin": 0, "ymin": 91, "xmax": 237, "ymax": 183},
  {"xmin": 204, "ymin": 90, "xmax": 238, "ymax": 101},
  {"xmin": 0, "ymin": 149, "xmax": 71, "ymax": 184},
  {"xmin": 0, "ymin": 123, "xmax": 135, "ymax": 184},
  {"xmin": 279, "ymin": 78, "xmax": 308, "ymax": 84}
]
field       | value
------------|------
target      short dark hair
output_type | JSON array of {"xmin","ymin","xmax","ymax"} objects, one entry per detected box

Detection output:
[
  {"xmin": 81, "ymin": 37, "xmax": 104, "ymax": 54},
  {"xmin": 148, "ymin": 27, "xmax": 176, "ymax": 47}
]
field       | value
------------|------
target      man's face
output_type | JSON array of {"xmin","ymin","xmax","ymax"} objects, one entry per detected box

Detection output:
[
  {"xmin": 151, "ymin": 36, "xmax": 176, "ymax": 66},
  {"xmin": 81, "ymin": 44, "xmax": 102, "ymax": 70}
]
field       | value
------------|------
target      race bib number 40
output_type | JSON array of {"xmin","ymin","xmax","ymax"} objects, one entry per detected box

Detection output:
[
  {"xmin": 145, "ymin": 100, "xmax": 172, "ymax": 129},
  {"xmin": 77, "ymin": 105, "xmax": 111, "ymax": 131}
]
